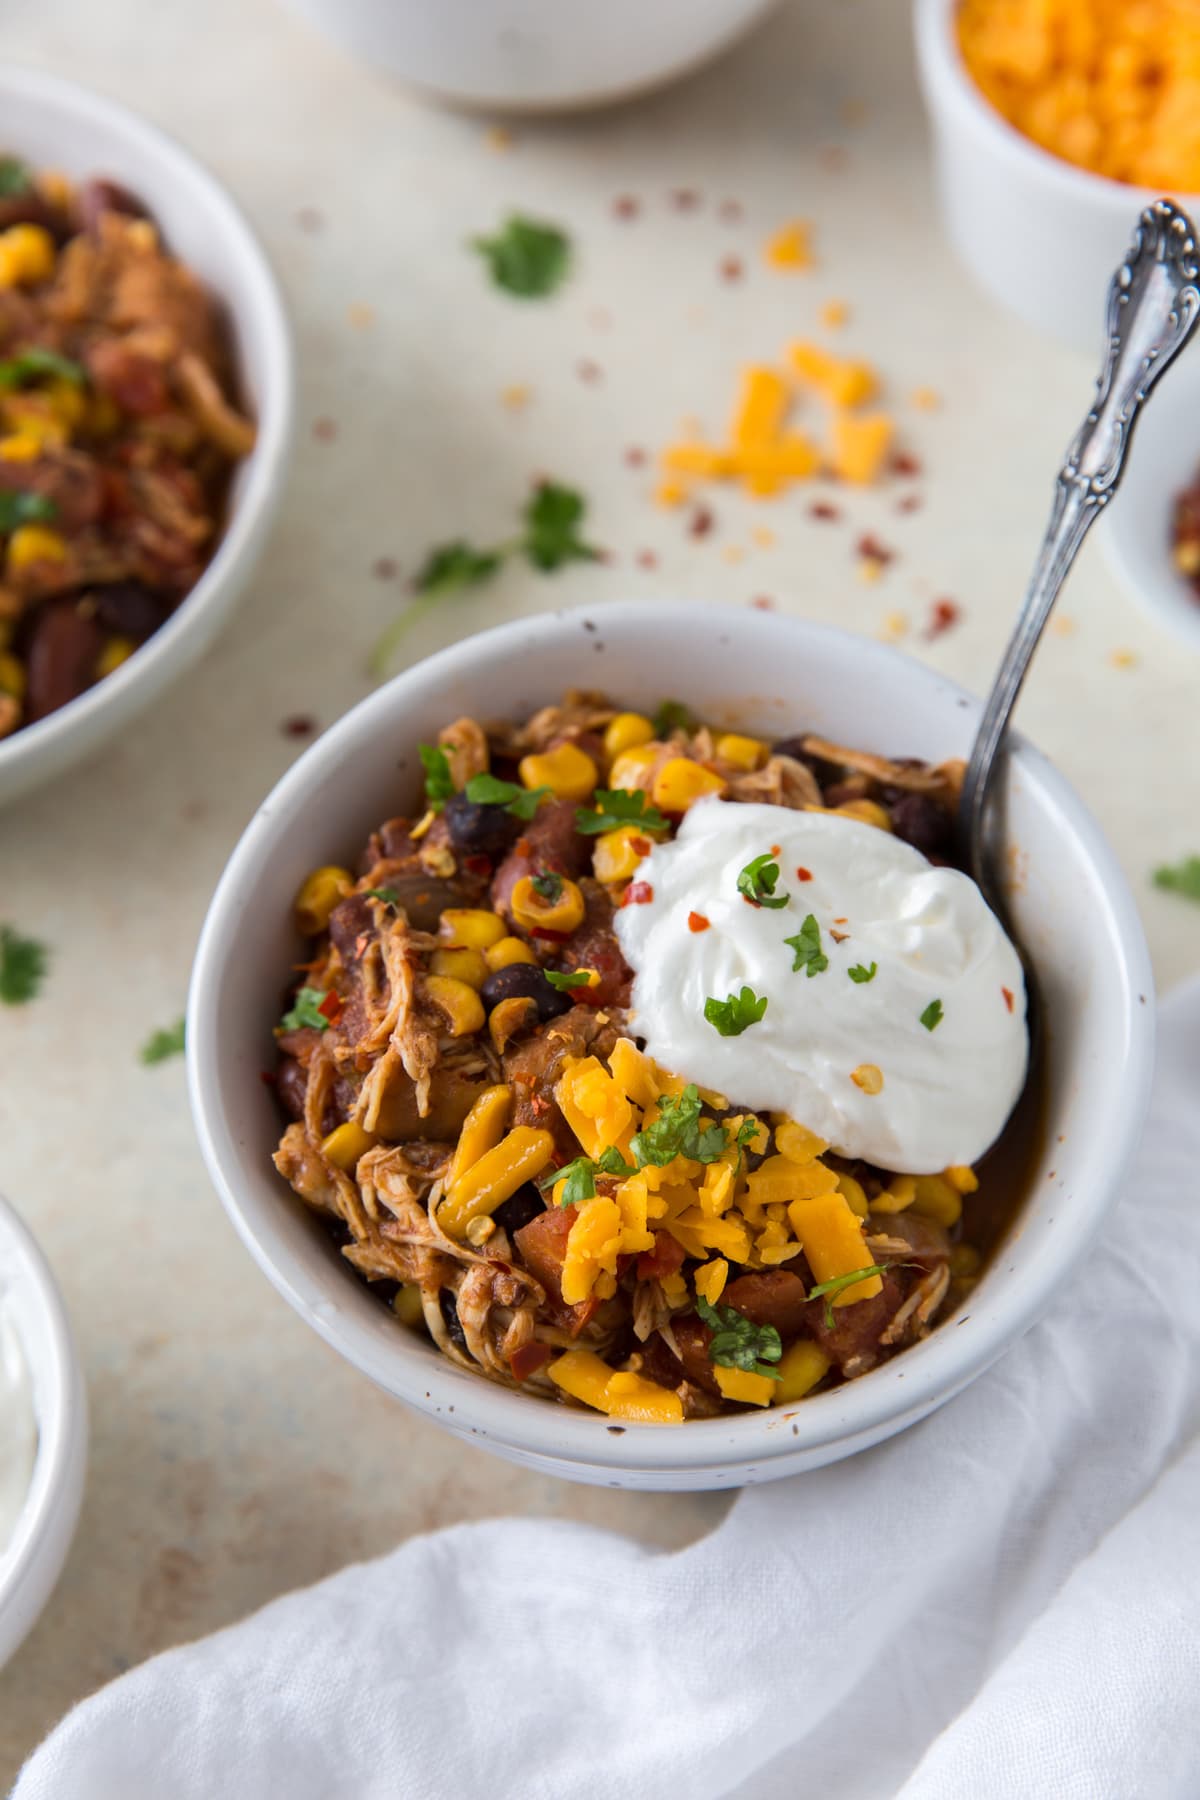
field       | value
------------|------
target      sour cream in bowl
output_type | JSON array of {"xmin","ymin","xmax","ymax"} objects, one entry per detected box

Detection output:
[{"xmin": 616, "ymin": 799, "xmax": 1028, "ymax": 1173}]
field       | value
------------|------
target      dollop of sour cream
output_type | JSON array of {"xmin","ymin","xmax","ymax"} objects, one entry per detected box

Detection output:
[
  {"xmin": 615, "ymin": 798, "xmax": 1028, "ymax": 1173},
  {"xmin": 0, "ymin": 1303, "xmax": 36, "ymax": 1557}
]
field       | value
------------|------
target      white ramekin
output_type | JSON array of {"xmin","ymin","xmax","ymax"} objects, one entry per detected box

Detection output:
[
  {"xmin": 914, "ymin": 0, "xmax": 1200, "ymax": 350},
  {"xmin": 281, "ymin": 0, "xmax": 780, "ymax": 113},
  {"xmin": 0, "ymin": 1194, "xmax": 87, "ymax": 1669},
  {"xmin": 188, "ymin": 602, "xmax": 1154, "ymax": 1490},
  {"xmin": 1103, "ymin": 360, "xmax": 1200, "ymax": 653},
  {"xmin": 0, "ymin": 64, "xmax": 294, "ymax": 808}
]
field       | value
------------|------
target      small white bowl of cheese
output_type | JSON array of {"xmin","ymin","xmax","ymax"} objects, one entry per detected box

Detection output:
[{"xmin": 0, "ymin": 1193, "xmax": 87, "ymax": 1670}]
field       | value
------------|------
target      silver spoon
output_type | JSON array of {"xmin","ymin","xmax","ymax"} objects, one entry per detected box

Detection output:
[{"xmin": 960, "ymin": 198, "xmax": 1200, "ymax": 920}]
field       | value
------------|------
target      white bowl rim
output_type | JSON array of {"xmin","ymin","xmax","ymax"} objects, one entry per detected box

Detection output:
[
  {"xmin": 0, "ymin": 1190, "xmax": 87, "ymax": 1667},
  {"xmin": 188, "ymin": 601, "xmax": 1155, "ymax": 1475},
  {"xmin": 915, "ymin": 0, "xmax": 1200, "ymax": 212},
  {"xmin": 0, "ymin": 61, "xmax": 295, "ymax": 789},
  {"xmin": 1102, "ymin": 364, "xmax": 1200, "ymax": 654}
]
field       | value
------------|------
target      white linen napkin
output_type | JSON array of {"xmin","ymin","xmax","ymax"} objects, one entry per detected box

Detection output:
[{"xmin": 18, "ymin": 981, "xmax": 1200, "ymax": 1800}]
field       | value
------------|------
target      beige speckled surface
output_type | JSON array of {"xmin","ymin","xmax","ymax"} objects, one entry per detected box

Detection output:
[{"xmin": 2, "ymin": 0, "xmax": 1198, "ymax": 1778}]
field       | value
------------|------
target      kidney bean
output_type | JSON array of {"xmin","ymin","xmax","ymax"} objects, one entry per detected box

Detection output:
[{"xmin": 23, "ymin": 598, "xmax": 102, "ymax": 722}]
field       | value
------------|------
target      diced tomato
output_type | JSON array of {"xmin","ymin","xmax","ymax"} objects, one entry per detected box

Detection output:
[
  {"xmin": 687, "ymin": 911, "xmax": 710, "ymax": 933},
  {"xmin": 796, "ymin": 867, "xmax": 813, "ymax": 882},
  {"xmin": 508, "ymin": 1341, "xmax": 552, "ymax": 1383},
  {"xmin": 317, "ymin": 990, "xmax": 343, "ymax": 1025},
  {"xmin": 514, "ymin": 1204, "xmax": 599, "ymax": 1336},
  {"xmin": 637, "ymin": 1231, "xmax": 686, "ymax": 1283},
  {"xmin": 622, "ymin": 881, "xmax": 654, "ymax": 907}
]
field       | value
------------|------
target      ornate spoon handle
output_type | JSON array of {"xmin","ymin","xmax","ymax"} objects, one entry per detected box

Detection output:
[{"xmin": 960, "ymin": 199, "xmax": 1200, "ymax": 884}]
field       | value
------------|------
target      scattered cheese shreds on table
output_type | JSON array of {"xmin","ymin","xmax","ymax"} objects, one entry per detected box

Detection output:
[{"xmin": 764, "ymin": 219, "xmax": 815, "ymax": 271}]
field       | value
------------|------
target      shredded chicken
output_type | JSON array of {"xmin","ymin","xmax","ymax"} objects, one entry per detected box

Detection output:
[
  {"xmin": 438, "ymin": 716, "xmax": 489, "ymax": 788},
  {"xmin": 802, "ymin": 736, "xmax": 964, "ymax": 804},
  {"xmin": 879, "ymin": 1262, "xmax": 951, "ymax": 1345},
  {"xmin": 725, "ymin": 753, "xmax": 823, "ymax": 810}
]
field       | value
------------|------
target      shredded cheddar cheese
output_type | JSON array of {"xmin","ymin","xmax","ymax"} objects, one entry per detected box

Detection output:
[
  {"xmin": 764, "ymin": 219, "xmax": 815, "ymax": 271},
  {"xmin": 958, "ymin": 0, "xmax": 1200, "ymax": 191}
]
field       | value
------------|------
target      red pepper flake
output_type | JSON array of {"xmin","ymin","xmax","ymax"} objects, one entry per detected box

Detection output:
[
  {"xmin": 624, "ymin": 445, "xmax": 648, "ymax": 468},
  {"xmin": 282, "ymin": 714, "xmax": 316, "ymax": 738},
  {"xmin": 312, "ymin": 416, "xmax": 337, "ymax": 444},
  {"xmin": 896, "ymin": 494, "xmax": 923, "ymax": 515},
  {"xmin": 317, "ymin": 990, "xmax": 343, "ymax": 1026},
  {"xmin": 891, "ymin": 450, "xmax": 923, "ymax": 477},
  {"xmin": 623, "ymin": 881, "xmax": 655, "ymax": 907},
  {"xmin": 509, "ymin": 1342, "xmax": 552, "ymax": 1383},
  {"xmin": 613, "ymin": 195, "xmax": 641, "ymax": 221},
  {"xmin": 719, "ymin": 255, "xmax": 744, "ymax": 283},
  {"xmin": 372, "ymin": 556, "xmax": 398, "ymax": 581},
  {"xmin": 689, "ymin": 505, "xmax": 715, "ymax": 539},
  {"xmin": 1002, "ymin": 986, "xmax": 1015, "ymax": 1013},
  {"xmin": 259, "ymin": 1069, "xmax": 278, "ymax": 1088},
  {"xmin": 688, "ymin": 911, "xmax": 711, "ymax": 933},
  {"xmin": 925, "ymin": 598, "xmax": 962, "ymax": 641},
  {"xmin": 855, "ymin": 533, "xmax": 895, "ymax": 566},
  {"xmin": 514, "ymin": 836, "xmax": 532, "ymax": 858},
  {"xmin": 830, "ymin": 928, "xmax": 849, "ymax": 943},
  {"xmin": 630, "ymin": 836, "xmax": 652, "ymax": 857},
  {"xmin": 770, "ymin": 844, "xmax": 782, "ymax": 855},
  {"xmin": 751, "ymin": 595, "xmax": 776, "ymax": 611},
  {"xmin": 718, "ymin": 199, "xmax": 744, "ymax": 223},
  {"xmin": 833, "ymin": 917, "xmax": 848, "ymax": 925},
  {"xmin": 670, "ymin": 188, "xmax": 701, "ymax": 211},
  {"xmin": 796, "ymin": 867, "xmax": 813, "ymax": 882},
  {"xmin": 819, "ymin": 145, "xmax": 849, "ymax": 173},
  {"xmin": 295, "ymin": 205, "xmax": 323, "ymax": 233},
  {"xmin": 464, "ymin": 853, "xmax": 493, "ymax": 877},
  {"xmin": 809, "ymin": 500, "xmax": 841, "ymax": 522},
  {"xmin": 636, "ymin": 549, "xmax": 658, "ymax": 570},
  {"xmin": 530, "ymin": 925, "xmax": 570, "ymax": 942},
  {"xmin": 576, "ymin": 358, "xmax": 603, "ymax": 384}
]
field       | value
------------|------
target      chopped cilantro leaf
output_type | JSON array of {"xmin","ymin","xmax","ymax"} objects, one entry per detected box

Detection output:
[
  {"xmin": 0, "ymin": 925, "xmax": 47, "ymax": 1005},
  {"xmin": 736, "ymin": 1118, "xmax": 761, "ymax": 1147},
  {"xmin": 471, "ymin": 214, "xmax": 571, "ymax": 298},
  {"xmin": 418, "ymin": 743, "xmax": 455, "ymax": 811},
  {"xmin": 575, "ymin": 788, "xmax": 667, "ymax": 835},
  {"xmin": 652, "ymin": 699, "xmax": 695, "ymax": 737},
  {"xmin": 1153, "ymin": 857, "xmax": 1200, "ymax": 903},
  {"xmin": 0, "ymin": 490, "xmax": 56, "ymax": 533},
  {"xmin": 541, "ymin": 1156, "xmax": 596, "ymax": 1207},
  {"xmin": 531, "ymin": 870, "xmax": 564, "ymax": 903},
  {"xmin": 695, "ymin": 1296, "xmax": 782, "ymax": 1379},
  {"xmin": 545, "ymin": 969, "xmax": 596, "ymax": 992},
  {"xmin": 704, "ymin": 986, "xmax": 768, "ymax": 1037},
  {"xmin": 596, "ymin": 1146, "xmax": 635, "ymax": 1176},
  {"xmin": 848, "ymin": 961, "xmax": 878, "ymax": 984},
  {"xmin": 140, "ymin": 1017, "xmax": 186, "ymax": 1064},
  {"xmin": 464, "ymin": 772, "xmax": 551, "ymax": 821},
  {"xmin": 0, "ymin": 349, "xmax": 85, "ymax": 389},
  {"xmin": 808, "ymin": 1265, "xmax": 888, "ymax": 1330},
  {"xmin": 364, "ymin": 887, "xmax": 401, "ymax": 906},
  {"xmin": 919, "ymin": 998, "xmax": 944, "ymax": 1032},
  {"xmin": 785, "ymin": 914, "xmax": 828, "ymax": 978},
  {"xmin": 630, "ymin": 1086, "xmax": 731, "ymax": 1168},
  {"xmin": 279, "ymin": 987, "xmax": 333, "ymax": 1033},
  {"xmin": 0, "ymin": 158, "xmax": 31, "ymax": 197},
  {"xmin": 737, "ymin": 852, "xmax": 789, "ymax": 910},
  {"xmin": 522, "ymin": 481, "xmax": 599, "ymax": 572}
]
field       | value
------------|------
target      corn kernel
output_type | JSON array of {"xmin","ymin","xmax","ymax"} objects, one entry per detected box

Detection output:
[
  {"xmin": 607, "ymin": 746, "xmax": 659, "ymax": 793},
  {"xmin": 651, "ymin": 757, "xmax": 727, "ymax": 813},
  {"xmin": 850, "ymin": 1063, "xmax": 884, "ymax": 1095},
  {"xmin": 320, "ymin": 1121, "xmax": 379, "ymax": 1170},
  {"xmin": 293, "ymin": 865, "xmax": 354, "ymax": 936},
  {"xmin": 837, "ymin": 1174, "xmax": 870, "ymax": 1218},
  {"xmin": 0, "ymin": 434, "xmax": 40, "ymax": 462},
  {"xmin": 950, "ymin": 1243, "xmax": 982, "ymax": 1280},
  {"xmin": 774, "ymin": 1340, "xmax": 832, "ymax": 1403},
  {"xmin": 430, "ymin": 945, "xmax": 489, "ymax": 989},
  {"xmin": 7, "ymin": 524, "xmax": 66, "ymax": 571},
  {"xmin": 510, "ymin": 873, "xmax": 585, "ymax": 934},
  {"xmin": 393, "ymin": 1284, "xmax": 426, "ymax": 1328},
  {"xmin": 603, "ymin": 712, "xmax": 655, "ymax": 761},
  {"xmin": 592, "ymin": 824, "xmax": 654, "ymax": 885},
  {"xmin": 0, "ymin": 650, "xmax": 24, "ymax": 699},
  {"xmin": 871, "ymin": 1175, "xmax": 918, "ymax": 1214},
  {"xmin": 715, "ymin": 732, "xmax": 766, "ymax": 771},
  {"xmin": 95, "ymin": 635, "xmax": 136, "ymax": 680},
  {"xmin": 519, "ymin": 741, "xmax": 598, "ymax": 802},
  {"xmin": 774, "ymin": 1119, "xmax": 829, "ymax": 1163},
  {"xmin": 489, "ymin": 993, "xmax": 538, "ymax": 1053},
  {"xmin": 835, "ymin": 798, "xmax": 892, "ymax": 831},
  {"xmin": 943, "ymin": 1164, "xmax": 979, "ymax": 1195},
  {"xmin": 439, "ymin": 1125, "xmax": 555, "ymax": 1236},
  {"xmin": 605, "ymin": 1371, "xmax": 684, "ymax": 1424},
  {"xmin": 466, "ymin": 1215, "xmax": 496, "ymax": 1246},
  {"xmin": 0, "ymin": 224, "xmax": 55, "ymax": 287},
  {"xmin": 910, "ymin": 1174, "xmax": 962, "ymax": 1229},
  {"xmin": 438, "ymin": 908, "xmax": 506, "ymax": 950},
  {"xmin": 485, "ymin": 935, "xmax": 538, "ymax": 972},
  {"xmin": 424, "ymin": 975, "xmax": 486, "ymax": 1037}
]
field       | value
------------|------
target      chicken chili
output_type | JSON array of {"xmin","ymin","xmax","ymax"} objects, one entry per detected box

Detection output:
[
  {"xmin": 0, "ymin": 155, "xmax": 254, "ymax": 738},
  {"xmin": 271, "ymin": 692, "xmax": 1032, "ymax": 1423}
]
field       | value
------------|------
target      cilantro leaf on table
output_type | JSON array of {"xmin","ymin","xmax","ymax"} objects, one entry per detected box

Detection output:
[
  {"xmin": 574, "ymin": 788, "xmax": 667, "ymax": 835},
  {"xmin": 522, "ymin": 482, "xmax": 599, "ymax": 572},
  {"xmin": 471, "ymin": 214, "xmax": 571, "ymax": 299},
  {"xmin": 0, "ymin": 925, "xmax": 47, "ymax": 1005},
  {"xmin": 695, "ymin": 1296, "xmax": 782, "ymax": 1379},
  {"xmin": 785, "ymin": 914, "xmax": 828, "ymax": 978},
  {"xmin": 140, "ymin": 1017, "xmax": 186, "ymax": 1065},
  {"xmin": 737, "ymin": 852, "xmax": 789, "ymax": 910},
  {"xmin": 0, "ymin": 348, "xmax": 85, "ymax": 389},
  {"xmin": 808, "ymin": 1265, "xmax": 888, "ymax": 1331},
  {"xmin": 703, "ymin": 985, "xmax": 768, "ymax": 1037},
  {"xmin": 415, "ymin": 541, "xmax": 503, "ymax": 598},
  {"xmin": 0, "ymin": 490, "xmax": 56, "ymax": 533},
  {"xmin": 418, "ymin": 743, "xmax": 456, "ymax": 812},
  {"xmin": 1153, "ymin": 857, "xmax": 1200, "ymax": 903},
  {"xmin": 464, "ymin": 773, "xmax": 551, "ymax": 821},
  {"xmin": 279, "ymin": 987, "xmax": 333, "ymax": 1033}
]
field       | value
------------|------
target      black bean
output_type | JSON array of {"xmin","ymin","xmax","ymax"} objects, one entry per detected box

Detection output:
[
  {"xmin": 493, "ymin": 1184, "xmax": 545, "ymax": 1237},
  {"xmin": 439, "ymin": 1289, "xmax": 469, "ymax": 1353},
  {"xmin": 91, "ymin": 582, "xmax": 168, "ymax": 642},
  {"xmin": 480, "ymin": 962, "xmax": 570, "ymax": 1022},
  {"xmin": 442, "ymin": 791, "xmax": 520, "ymax": 860},
  {"xmin": 889, "ymin": 793, "xmax": 953, "ymax": 856}
]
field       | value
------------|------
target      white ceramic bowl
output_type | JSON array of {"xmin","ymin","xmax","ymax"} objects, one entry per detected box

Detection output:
[
  {"xmin": 914, "ymin": 0, "xmax": 1200, "ymax": 350},
  {"xmin": 0, "ymin": 1194, "xmax": 87, "ymax": 1669},
  {"xmin": 188, "ymin": 603, "xmax": 1154, "ymax": 1490},
  {"xmin": 0, "ymin": 65, "xmax": 294, "ymax": 808},
  {"xmin": 1104, "ymin": 360, "xmax": 1200, "ymax": 652},
  {"xmin": 282, "ymin": 0, "xmax": 779, "ymax": 113}
]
